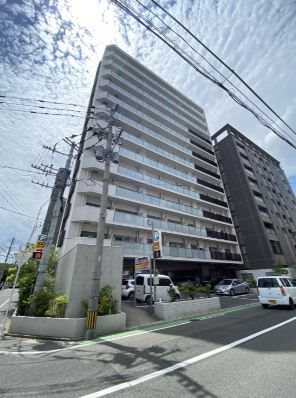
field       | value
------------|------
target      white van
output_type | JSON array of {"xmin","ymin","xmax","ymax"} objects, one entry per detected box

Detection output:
[
  {"xmin": 135, "ymin": 274, "xmax": 180, "ymax": 305},
  {"xmin": 257, "ymin": 276, "xmax": 296, "ymax": 309}
]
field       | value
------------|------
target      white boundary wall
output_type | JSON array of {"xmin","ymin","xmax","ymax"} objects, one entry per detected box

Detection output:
[{"xmin": 154, "ymin": 297, "xmax": 220, "ymax": 321}]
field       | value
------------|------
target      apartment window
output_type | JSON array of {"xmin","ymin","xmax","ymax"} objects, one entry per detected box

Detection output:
[
  {"xmin": 85, "ymin": 202, "xmax": 100, "ymax": 208},
  {"xmin": 269, "ymin": 240, "xmax": 283, "ymax": 255},
  {"xmin": 80, "ymin": 231, "xmax": 97, "ymax": 238}
]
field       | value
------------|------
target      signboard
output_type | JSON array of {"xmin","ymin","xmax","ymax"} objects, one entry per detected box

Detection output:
[
  {"xmin": 15, "ymin": 252, "xmax": 32, "ymax": 267},
  {"xmin": 135, "ymin": 256, "xmax": 150, "ymax": 274},
  {"xmin": 152, "ymin": 230, "xmax": 162, "ymax": 258},
  {"xmin": 33, "ymin": 234, "xmax": 47, "ymax": 261}
]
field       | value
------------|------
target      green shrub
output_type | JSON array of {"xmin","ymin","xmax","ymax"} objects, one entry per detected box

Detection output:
[
  {"xmin": 97, "ymin": 285, "xmax": 118, "ymax": 316},
  {"xmin": 179, "ymin": 283, "xmax": 197, "ymax": 300},
  {"xmin": 29, "ymin": 286, "xmax": 56, "ymax": 317},
  {"xmin": 168, "ymin": 287, "xmax": 177, "ymax": 302},
  {"xmin": 247, "ymin": 279, "xmax": 256, "ymax": 288},
  {"xmin": 46, "ymin": 295, "xmax": 69, "ymax": 318},
  {"xmin": 197, "ymin": 284, "xmax": 212, "ymax": 297}
]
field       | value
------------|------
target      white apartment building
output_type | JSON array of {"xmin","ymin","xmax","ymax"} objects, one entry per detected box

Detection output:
[{"xmin": 59, "ymin": 45, "xmax": 243, "ymax": 282}]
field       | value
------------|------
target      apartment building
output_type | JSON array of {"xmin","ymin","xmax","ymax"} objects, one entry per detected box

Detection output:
[
  {"xmin": 59, "ymin": 46, "xmax": 242, "ymax": 282},
  {"xmin": 213, "ymin": 124, "xmax": 296, "ymax": 278}
]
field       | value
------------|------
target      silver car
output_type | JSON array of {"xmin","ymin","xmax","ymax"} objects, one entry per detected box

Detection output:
[{"xmin": 214, "ymin": 279, "xmax": 249, "ymax": 296}]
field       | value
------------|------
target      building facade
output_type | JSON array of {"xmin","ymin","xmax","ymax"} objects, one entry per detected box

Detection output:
[
  {"xmin": 59, "ymin": 46, "xmax": 242, "ymax": 282},
  {"xmin": 213, "ymin": 124, "xmax": 296, "ymax": 278}
]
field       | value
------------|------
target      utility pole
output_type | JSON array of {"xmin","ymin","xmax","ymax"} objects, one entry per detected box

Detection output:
[
  {"xmin": 85, "ymin": 105, "xmax": 121, "ymax": 339},
  {"xmin": 0, "ymin": 237, "xmax": 15, "ymax": 282},
  {"xmin": 30, "ymin": 143, "xmax": 75, "ymax": 309}
]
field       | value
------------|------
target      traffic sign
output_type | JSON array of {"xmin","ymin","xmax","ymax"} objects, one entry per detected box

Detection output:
[{"xmin": 153, "ymin": 230, "xmax": 162, "ymax": 258}]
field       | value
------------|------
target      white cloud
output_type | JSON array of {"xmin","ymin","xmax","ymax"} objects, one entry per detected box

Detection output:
[{"xmin": 0, "ymin": 0, "xmax": 295, "ymax": 258}]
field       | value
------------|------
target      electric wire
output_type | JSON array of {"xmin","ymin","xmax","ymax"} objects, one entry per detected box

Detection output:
[
  {"xmin": 110, "ymin": 0, "xmax": 296, "ymax": 149},
  {"xmin": 150, "ymin": 0, "xmax": 296, "ymax": 137},
  {"xmin": 0, "ymin": 206, "xmax": 44, "ymax": 220},
  {"xmin": 132, "ymin": 0, "xmax": 293, "ymax": 144}
]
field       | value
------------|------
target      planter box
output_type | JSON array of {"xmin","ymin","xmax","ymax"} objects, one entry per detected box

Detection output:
[
  {"xmin": 154, "ymin": 297, "xmax": 221, "ymax": 321},
  {"xmin": 95, "ymin": 312, "xmax": 126, "ymax": 336},
  {"xmin": 9, "ymin": 315, "xmax": 86, "ymax": 339},
  {"xmin": 9, "ymin": 312, "xmax": 126, "ymax": 339}
]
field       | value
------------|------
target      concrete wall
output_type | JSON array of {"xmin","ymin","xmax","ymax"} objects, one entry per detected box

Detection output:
[
  {"xmin": 154, "ymin": 297, "xmax": 220, "ymax": 321},
  {"xmin": 55, "ymin": 244, "xmax": 123, "ymax": 318},
  {"xmin": 9, "ymin": 315, "xmax": 86, "ymax": 339}
]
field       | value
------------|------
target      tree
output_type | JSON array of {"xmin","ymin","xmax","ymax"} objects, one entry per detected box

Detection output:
[
  {"xmin": 6, "ymin": 243, "xmax": 60, "ymax": 316},
  {"xmin": 272, "ymin": 262, "xmax": 288, "ymax": 276}
]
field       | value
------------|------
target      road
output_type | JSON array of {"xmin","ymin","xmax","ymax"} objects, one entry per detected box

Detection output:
[{"xmin": 0, "ymin": 294, "xmax": 296, "ymax": 397}]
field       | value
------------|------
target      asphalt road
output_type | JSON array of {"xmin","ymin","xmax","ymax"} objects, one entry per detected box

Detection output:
[{"xmin": 0, "ymin": 295, "xmax": 296, "ymax": 398}]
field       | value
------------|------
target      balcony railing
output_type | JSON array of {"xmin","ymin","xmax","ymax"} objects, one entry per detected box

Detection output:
[
  {"xmin": 113, "ymin": 210, "xmax": 208, "ymax": 238},
  {"xmin": 197, "ymin": 178, "xmax": 224, "ymax": 193},
  {"xmin": 118, "ymin": 166, "xmax": 200, "ymax": 200},
  {"xmin": 194, "ymin": 164, "xmax": 221, "ymax": 180},
  {"xmin": 192, "ymin": 152, "xmax": 217, "ymax": 167},
  {"xmin": 190, "ymin": 140, "xmax": 215, "ymax": 156},
  {"xmin": 119, "ymin": 147, "xmax": 195, "ymax": 182},
  {"xmin": 188, "ymin": 128, "xmax": 211, "ymax": 145},
  {"xmin": 200, "ymin": 194, "xmax": 228, "ymax": 208},
  {"xmin": 104, "ymin": 55, "xmax": 207, "ymax": 127},
  {"xmin": 116, "ymin": 186, "xmax": 203, "ymax": 218},
  {"xmin": 121, "ymin": 133, "xmax": 193, "ymax": 169},
  {"xmin": 210, "ymin": 251, "xmax": 242, "ymax": 261},
  {"xmin": 112, "ymin": 240, "xmax": 212, "ymax": 260},
  {"xmin": 206, "ymin": 229, "xmax": 237, "ymax": 242},
  {"xmin": 203, "ymin": 210, "xmax": 232, "ymax": 224}
]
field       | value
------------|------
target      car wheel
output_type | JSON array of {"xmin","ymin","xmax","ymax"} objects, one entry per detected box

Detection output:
[
  {"xmin": 261, "ymin": 304, "xmax": 269, "ymax": 309},
  {"xmin": 245, "ymin": 287, "xmax": 249, "ymax": 294},
  {"xmin": 230, "ymin": 289, "xmax": 235, "ymax": 296},
  {"xmin": 145, "ymin": 295, "xmax": 152, "ymax": 305},
  {"xmin": 128, "ymin": 292, "xmax": 134, "ymax": 300},
  {"xmin": 289, "ymin": 298, "xmax": 295, "ymax": 310}
]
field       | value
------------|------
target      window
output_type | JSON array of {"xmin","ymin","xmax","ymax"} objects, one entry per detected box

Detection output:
[
  {"xmin": 136, "ymin": 276, "xmax": 144, "ymax": 285},
  {"xmin": 80, "ymin": 231, "xmax": 97, "ymax": 238},
  {"xmin": 269, "ymin": 240, "xmax": 283, "ymax": 255},
  {"xmin": 258, "ymin": 278, "xmax": 279, "ymax": 288},
  {"xmin": 158, "ymin": 278, "xmax": 171, "ymax": 286},
  {"xmin": 280, "ymin": 278, "xmax": 291, "ymax": 287}
]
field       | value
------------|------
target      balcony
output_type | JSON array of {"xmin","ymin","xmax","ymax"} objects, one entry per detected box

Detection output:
[
  {"xmin": 200, "ymin": 194, "xmax": 228, "ymax": 208},
  {"xmin": 188, "ymin": 128, "xmax": 212, "ymax": 145},
  {"xmin": 113, "ymin": 210, "xmax": 208, "ymax": 238},
  {"xmin": 190, "ymin": 140, "xmax": 215, "ymax": 156},
  {"xmin": 117, "ymin": 166, "xmax": 200, "ymax": 201},
  {"xmin": 203, "ymin": 210, "xmax": 232, "ymax": 224},
  {"xmin": 119, "ymin": 147, "xmax": 195, "ymax": 182},
  {"xmin": 210, "ymin": 251, "xmax": 242, "ymax": 261},
  {"xmin": 121, "ymin": 133, "xmax": 193, "ymax": 170},
  {"xmin": 206, "ymin": 229, "xmax": 237, "ymax": 242},
  {"xmin": 194, "ymin": 164, "xmax": 221, "ymax": 180},
  {"xmin": 103, "ymin": 55, "xmax": 207, "ymax": 128},
  {"xmin": 111, "ymin": 240, "xmax": 212, "ymax": 260},
  {"xmin": 192, "ymin": 152, "xmax": 218, "ymax": 167},
  {"xmin": 196, "ymin": 178, "xmax": 224, "ymax": 193},
  {"xmin": 116, "ymin": 186, "xmax": 203, "ymax": 218}
]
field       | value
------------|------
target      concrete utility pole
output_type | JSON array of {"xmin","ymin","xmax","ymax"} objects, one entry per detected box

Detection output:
[
  {"xmin": 85, "ymin": 105, "xmax": 121, "ymax": 339},
  {"xmin": 0, "ymin": 237, "xmax": 15, "ymax": 282},
  {"xmin": 30, "ymin": 143, "xmax": 75, "ymax": 306}
]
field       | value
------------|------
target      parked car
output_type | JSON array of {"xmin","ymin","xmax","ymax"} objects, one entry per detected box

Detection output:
[
  {"xmin": 135, "ymin": 274, "xmax": 180, "ymax": 305},
  {"xmin": 121, "ymin": 279, "xmax": 135, "ymax": 300},
  {"xmin": 257, "ymin": 276, "xmax": 296, "ymax": 309},
  {"xmin": 214, "ymin": 279, "xmax": 249, "ymax": 295}
]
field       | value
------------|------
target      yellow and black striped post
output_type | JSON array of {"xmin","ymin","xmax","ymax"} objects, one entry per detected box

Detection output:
[{"xmin": 86, "ymin": 310, "xmax": 97, "ymax": 330}]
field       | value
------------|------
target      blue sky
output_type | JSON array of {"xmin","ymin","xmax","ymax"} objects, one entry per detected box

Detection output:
[{"xmin": 0, "ymin": 0, "xmax": 295, "ymax": 261}]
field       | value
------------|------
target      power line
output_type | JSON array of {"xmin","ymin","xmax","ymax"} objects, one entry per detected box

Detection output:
[
  {"xmin": 0, "ymin": 165, "xmax": 44, "ymax": 175},
  {"xmin": 0, "ymin": 206, "xmax": 43, "ymax": 220},
  {"xmin": 0, "ymin": 106, "xmax": 85, "ymax": 118},
  {"xmin": 110, "ymin": 0, "xmax": 296, "ymax": 150},
  {"xmin": 150, "ymin": 0, "xmax": 296, "ymax": 137},
  {"xmin": 0, "ymin": 94, "xmax": 87, "ymax": 108},
  {"xmin": 0, "ymin": 100, "xmax": 85, "ymax": 114},
  {"xmin": 133, "ymin": 0, "xmax": 293, "ymax": 144}
]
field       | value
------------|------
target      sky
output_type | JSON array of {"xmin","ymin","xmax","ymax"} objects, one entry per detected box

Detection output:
[{"xmin": 0, "ymin": 0, "xmax": 295, "ymax": 262}]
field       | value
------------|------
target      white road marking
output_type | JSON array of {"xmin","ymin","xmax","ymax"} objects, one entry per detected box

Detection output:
[{"xmin": 78, "ymin": 316, "xmax": 296, "ymax": 398}]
